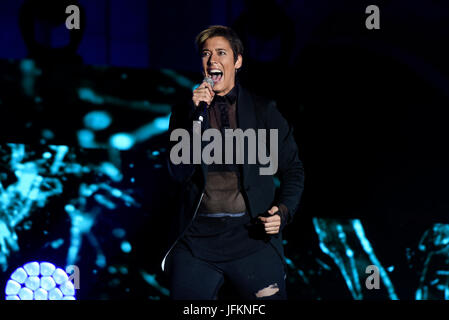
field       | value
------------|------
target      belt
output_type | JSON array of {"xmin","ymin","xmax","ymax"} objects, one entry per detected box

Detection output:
[{"xmin": 198, "ymin": 212, "xmax": 246, "ymax": 218}]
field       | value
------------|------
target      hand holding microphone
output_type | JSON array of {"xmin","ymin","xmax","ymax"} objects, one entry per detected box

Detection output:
[{"xmin": 192, "ymin": 76, "xmax": 215, "ymax": 109}]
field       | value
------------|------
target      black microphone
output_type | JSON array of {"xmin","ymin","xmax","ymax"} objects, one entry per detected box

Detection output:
[{"xmin": 196, "ymin": 76, "xmax": 214, "ymax": 122}]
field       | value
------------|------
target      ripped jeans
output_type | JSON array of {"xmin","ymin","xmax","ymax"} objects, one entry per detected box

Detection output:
[{"xmin": 165, "ymin": 240, "xmax": 287, "ymax": 300}]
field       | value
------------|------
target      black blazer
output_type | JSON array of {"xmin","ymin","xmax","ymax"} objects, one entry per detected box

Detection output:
[{"xmin": 163, "ymin": 84, "xmax": 304, "ymax": 270}]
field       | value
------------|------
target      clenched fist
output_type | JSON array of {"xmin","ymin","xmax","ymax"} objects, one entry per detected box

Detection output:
[{"xmin": 258, "ymin": 206, "xmax": 281, "ymax": 235}]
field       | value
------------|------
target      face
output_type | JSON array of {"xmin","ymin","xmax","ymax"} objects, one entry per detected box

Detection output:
[{"xmin": 201, "ymin": 36, "xmax": 242, "ymax": 96}]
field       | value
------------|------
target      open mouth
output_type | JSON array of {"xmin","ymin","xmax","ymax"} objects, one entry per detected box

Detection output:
[{"xmin": 208, "ymin": 69, "xmax": 223, "ymax": 84}]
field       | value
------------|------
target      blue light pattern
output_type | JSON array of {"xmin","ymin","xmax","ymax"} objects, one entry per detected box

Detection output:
[
  {"xmin": 415, "ymin": 224, "xmax": 449, "ymax": 300},
  {"xmin": 313, "ymin": 218, "xmax": 398, "ymax": 300},
  {"xmin": 0, "ymin": 143, "xmax": 140, "ymax": 274}
]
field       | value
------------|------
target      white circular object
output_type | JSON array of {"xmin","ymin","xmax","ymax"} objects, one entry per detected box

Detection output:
[
  {"xmin": 18, "ymin": 288, "xmax": 33, "ymax": 300},
  {"xmin": 49, "ymin": 288, "xmax": 63, "ymax": 300},
  {"xmin": 60, "ymin": 281, "xmax": 75, "ymax": 296},
  {"xmin": 5, "ymin": 262, "xmax": 76, "ymax": 300},
  {"xmin": 24, "ymin": 276, "xmax": 40, "ymax": 291},
  {"xmin": 5, "ymin": 280, "xmax": 21, "ymax": 295},
  {"xmin": 34, "ymin": 288, "xmax": 48, "ymax": 300},
  {"xmin": 52, "ymin": 268, "xmax": 69, "ymax": 285},
  {"xmin": 10, "ymin": 268, "xmax": 27, "ymax": 284},
  {"xmin": 40, "ymin": 262, "xmax": 56, "ymax": 276},
  {"xmin": 23, "ymin": 262, "xmax": 40, "ymax": 276},
  {"xmin": 40, "ymin": 276, "xmax": 56, "ymax": 291}
]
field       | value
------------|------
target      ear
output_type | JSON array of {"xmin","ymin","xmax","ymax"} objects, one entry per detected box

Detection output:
[{"xmin": 234, "ymin": 54, "xmax": 242, "ymax": 71}]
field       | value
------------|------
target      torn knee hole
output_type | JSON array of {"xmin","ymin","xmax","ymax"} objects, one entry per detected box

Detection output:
[{"xmin": 255, "ymin": 283, "xmax": 279, "ymax": 298}]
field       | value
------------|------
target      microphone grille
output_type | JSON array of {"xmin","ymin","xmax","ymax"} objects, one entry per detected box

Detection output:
[{"xmin": 204, "ymin": 76, "xmax": 214, "ymax": 88}]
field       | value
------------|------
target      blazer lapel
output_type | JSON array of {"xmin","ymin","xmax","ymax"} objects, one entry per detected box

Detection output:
[{"xmin": 237, "ymin": 84, "xmax": 257, "ymax": 183}]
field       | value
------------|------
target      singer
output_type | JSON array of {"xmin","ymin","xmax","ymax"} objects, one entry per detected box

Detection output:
[{"xmin": 164, "ymin": 25, "xmax": 304, "ymax": 300}]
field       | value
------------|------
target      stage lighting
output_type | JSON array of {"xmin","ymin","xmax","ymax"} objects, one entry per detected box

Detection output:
[
  {"xmin": 84, "ymin": 111, "xmax": 112, "ymax": 131},
  {"xmin": 120, "ymin": 241, "xmax": 132, "ymax": 253},
  {"xmin": 5, "ymin": 262, "xmax": 76, "ymax": 300},
  {"xmin": 110, "ymin": 133, "xmax": 135, "ymax": 150}
]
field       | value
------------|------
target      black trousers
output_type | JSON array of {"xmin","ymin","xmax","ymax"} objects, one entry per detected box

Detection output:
[{"xmin": 165, "ymin": 241, "xmax": 287, "ymax": 300}]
